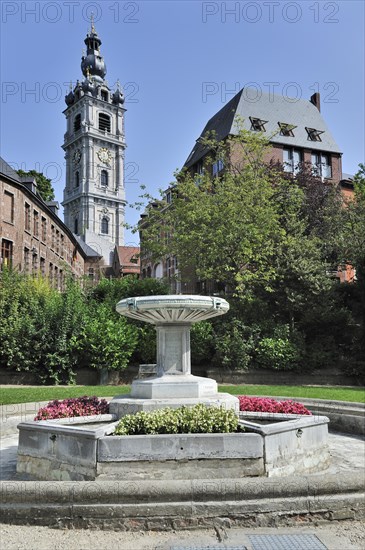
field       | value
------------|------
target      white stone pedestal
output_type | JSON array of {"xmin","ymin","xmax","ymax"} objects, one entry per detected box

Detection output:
[{"xmin": 111, "ymin": 295, "xmax": 239, "ymax": 417}]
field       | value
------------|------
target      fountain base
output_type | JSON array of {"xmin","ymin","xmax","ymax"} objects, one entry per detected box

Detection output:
[{"xmin": 109, "ymin": 391, "xmax": 239, "ymax": 417}]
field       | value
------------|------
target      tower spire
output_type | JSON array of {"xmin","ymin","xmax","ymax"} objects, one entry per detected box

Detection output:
[{"xmin": 81, "ymin": 16, "xmax": 107, "ymax": 84}]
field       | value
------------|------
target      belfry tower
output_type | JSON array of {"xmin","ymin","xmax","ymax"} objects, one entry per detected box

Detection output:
[{"xmin": 62, "ymin": 19, "xmax": 126, "ymax": 265}]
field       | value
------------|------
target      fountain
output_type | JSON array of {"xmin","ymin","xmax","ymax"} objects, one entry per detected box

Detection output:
[
  {"xmin": 110, "ymin": 295, "xmax": 239, "ymax": 415},
  {"xmin": 16, "ymin": 294, "xmax": 330, "ymax": 482}
]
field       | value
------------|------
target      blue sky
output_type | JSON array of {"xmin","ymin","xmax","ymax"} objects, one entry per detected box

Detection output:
[{"xmin": 1, "ymin": 0, "xmax": 364, "ymax": 243}]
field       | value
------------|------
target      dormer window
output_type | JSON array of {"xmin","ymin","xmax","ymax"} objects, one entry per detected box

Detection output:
[
  {"xmin": 278, "ymin": 122, "xmax": 296, "ymax": 137},
  {"xmin": 101, "ymin": 170, "xmax": 108, "ymax": 187},
  {"xmin": 250, "ymin": 117, "xmax": 268, "ymax": 132},
  {"xmin": 74, "ymin": 114, "xmax": 81, "ymax": 132},
  {"xmin": 306, "ymin": 127, "xmax": 324, "ymax": 142},
  {"xmin": 99, "ymin": 113, "xmax": 111, "ymax": 132},
  {"xmin": 101, "ymin": 90, "xmax": 108, "ymax": 102}
]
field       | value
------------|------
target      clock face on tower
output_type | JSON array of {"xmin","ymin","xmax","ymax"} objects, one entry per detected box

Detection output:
[
  {"xmin": 97, "ymin": 147, "xmax": 112, "ymax": 165},
  {"xmin": 73, "ymin": 149, "xmax": 81, "ymax": 164}
]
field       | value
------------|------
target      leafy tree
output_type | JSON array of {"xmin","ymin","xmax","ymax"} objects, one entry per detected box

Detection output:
[
  {"xmin": 17, "ymin": 169, "xmax": 55, "ymax": 202},
  {"xmin": 139, "ymin": 128, "xmax": 283, "ymax": 298},
  {"xmin": 340, "ymin": 164, "xmax": 365, "ymax": 361}
]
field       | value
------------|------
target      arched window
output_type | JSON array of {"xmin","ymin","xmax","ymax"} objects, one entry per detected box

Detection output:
[
  {"xmin": 75, "ymin": 171, "xmax": 80, "ymax": 187},
  {"xmin": 101, "ymin": 217, "xmax": 109, "ymax": 234},
  {"xmin": 100, "ymin": 170, "xmax": 108, "ymax": 187},
  {"xmin": 74, "ymin": 114, "xmax": 81, "ymax": 132},
  {"xmin": 74, "ymin": 218, "xmax": 78, "ymax": 234},
  {"xmin": 99, "ymin": 113, "xmax": 111, "ymax": 132}
]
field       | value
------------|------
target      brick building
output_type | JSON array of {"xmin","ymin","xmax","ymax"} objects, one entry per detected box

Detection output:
[
  {"xmin": 140, "ymin": 88, "xmax": 353, "ymax": 290},
  {"xmin": 112, "ymin": 245, "xmax": 140, "ymax": 278},
  {"xmin": 0, "ymin": 157, "xmax": 103, "ymax": 284}
]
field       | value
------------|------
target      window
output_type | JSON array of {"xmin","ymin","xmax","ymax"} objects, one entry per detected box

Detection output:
[
  {"xmin": 24, "ymin": 248, "xmax": 30, "ymax": 273},
  {"xmin": 51, "ymin": 224, "xmax": 55, "ymax": 248},
  {"xmin": 40, "ymin": 257, "xmax": 46, "ymax": 277},
  {"xmin": 41, "ymin": 216, "xmax": 47, "ymax": 242},
  {"xmin": 250, "ymin": 117, "xmax": 268, "ymax": 132},
  {"xmin": 1, "ymin": 239, "xmax": 13, "ymax": 269},
  {"xmin": 100, "ymin": 170, "xmax": 108, "ymax": 187},
  {"xmin": 25, "ymin": 203, "xmax": 31, "ymax": 231},
  {"xmin": 101, "ymin": 90, "xmax": 108, "ymax": 101},
  {"xmin": 212, "ymin": 159, "xmax": 224, "ymax": 176},
  {"xmin": 283, "ymin": 148, "xmax": 302, "ymax": 174},
  {"xmin": 60, "ymin": 234, "xmax": 64, "ymax": 257},
  {"xmin": 75, "ymin": 171, "xmax": 80, "ymax": 187},
  {"xmin": 56, "ymin": 230, "xmax": 60, "ymax": 254},
  {"xmin": 101, "ymin": 217, "xmax": 109, "ymax": 234},
  {"xmin": 99, "ymin": 113, "xmax": 111, "ymax": 132},
  {"xmin": 33, "ymin": 210, "xmax": 39, "ymax": 237},
  {"xmin": 74, "ymin": 114, "xmax": 81, "ymax": 132},
  {"xmin": 32, "ymin": 252, "xmax": 38, "ymax": 273},
  {"xmin": 306, "ymin": 127, "xmax": 324, "ymax": 142},
  {"xmin": 3, "ymin": 191, "xmax": 14, "ymax": 223},
  {"xmin": 74, "ymin": 218, "xmax": 78, "ymax": 234},
  {"xmin": 311, "ymin": 152, "xmax": 332, "ymax": 179},
  {"xmin": 88, "ymin": 267, "xmax": 95, "ymax": 280},
  {"xmin": 278, "ymin": 122, "xmax": 296, "ymax": 137}
]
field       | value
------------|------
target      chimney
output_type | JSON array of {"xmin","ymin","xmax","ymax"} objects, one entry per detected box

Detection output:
[
  {"xmin": 46, "ymin": 201, "xmax": 60, "ymax": 216},
  {"xmin": 310, "ymin": 92, "xmax": 321, "ymax": 112},
  {"xmin": 19, "ymin": 175, "xmax": 37, "ymax": 195}
]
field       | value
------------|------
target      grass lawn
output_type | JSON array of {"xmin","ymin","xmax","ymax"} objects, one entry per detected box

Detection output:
[{"xmin": 0, "ymin": 384, "xmax": 363, "ymax": 406}]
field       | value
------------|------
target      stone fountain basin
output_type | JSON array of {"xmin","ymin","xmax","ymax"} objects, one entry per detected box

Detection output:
[
  {"xmin": 115, "ymin": 295, "xmax": 229, "ymax": 324},
  {"xmin": 16, "ymin": 413, "xmax": 329, "ymax": 481}
]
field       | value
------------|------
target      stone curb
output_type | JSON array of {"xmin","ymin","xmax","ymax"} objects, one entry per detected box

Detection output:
[{"xmin": 0, "ymin": 473, "xmax": 364, "ymax": 529}]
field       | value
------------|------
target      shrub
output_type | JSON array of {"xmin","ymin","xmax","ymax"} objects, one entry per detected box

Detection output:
[
  {"xmin": 212, "ymin": 319, "xmax": 257, "ymax": 371},
  {"xmin": 238, "ymin": 395, "xmax": 311, "ymax": 415},
  {"xmin": 254, "ymin": 325, "xmax": 302, "ymax": 371},
  {"xmin": 191, "ymin": 321, "xmax": 214, "ymax": 365},
  {"xmin": 113, "ymin": 404, "xmax": 239, "ymax": 435},
  {"xmin": 34, "ymin": 396, "xmax": 109, "ymax": 420}
]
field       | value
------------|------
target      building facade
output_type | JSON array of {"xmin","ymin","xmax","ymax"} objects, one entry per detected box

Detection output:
[
  {"xmin": 0, "ymin": 158, "xmax": 102, "ymax": 283},
  {"xmin": 62, "ymin": 20, "xmax": 127, "ymax": 267},
  {"xmin": 140, "ymin": 88, "xmax": 353, "ymax": 289}
]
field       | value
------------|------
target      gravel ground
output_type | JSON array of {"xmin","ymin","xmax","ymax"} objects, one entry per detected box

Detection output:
[{"xmin": 0, "ymin": 521, "xmax": 365, "ymax": 550}]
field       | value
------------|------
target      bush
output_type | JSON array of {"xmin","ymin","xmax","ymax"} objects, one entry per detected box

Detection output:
[
  {"xmin": 254, "ymin": 325, "xmax": 302, "ymax": 371},
  {"xmin": 191, "ymin": 321, "xmax": 214, "ymax": 365},
  {"xmin": 212, "ymin": 319, "xmax": 257, "ymax": 371},
  {"xmin": 113, "ymin": 404, "xmax": 239, "ymax": 435},
  {"xmin": 238, "ymin": 396, "xmax": 311, "ymax": 415},
  {"xmin": 35, "ymin": 396, "xmax": 109, "ymax": 420}
]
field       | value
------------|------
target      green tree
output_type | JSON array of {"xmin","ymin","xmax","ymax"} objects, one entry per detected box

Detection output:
[
  {"xmin": 140, "ymin": 129, "xmax": 283, "ymax": 298},
  {"xmin": 340, "ymin": 164, "xmax": 365, "ymax": 361},
  {"xmin": 17, "ymin": 169, "xmax": 55, "ymax": 202}
]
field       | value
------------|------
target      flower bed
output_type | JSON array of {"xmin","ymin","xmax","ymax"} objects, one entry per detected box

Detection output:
[
  {"xmin": 34, "ymin": 396, "xmax": 109, "ymax": 420},
  {"xmin": 238, "ymin": 395, "xmax": 311, "ymax": 415},
  {"xmin": 114, "ymin": 404, "xmax": 239, "ymax": 435}
]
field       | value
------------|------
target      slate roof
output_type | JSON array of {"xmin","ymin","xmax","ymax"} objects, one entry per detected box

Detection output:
[
  {"xmin": 185, "ymin": 88, "xmax": 341, "ymax": 168},
  {"xmin": 73, "ymin": 235, "xmax": 102, "ymax": 258},
  {"xmin": 0, "ymin": 157, "xmax": 21, "ymax": 181}
]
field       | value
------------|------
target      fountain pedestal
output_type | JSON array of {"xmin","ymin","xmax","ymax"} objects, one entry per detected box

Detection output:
[{"xmin": 110, "ymin": 295, "xmax": 239, "ymax": 416}]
